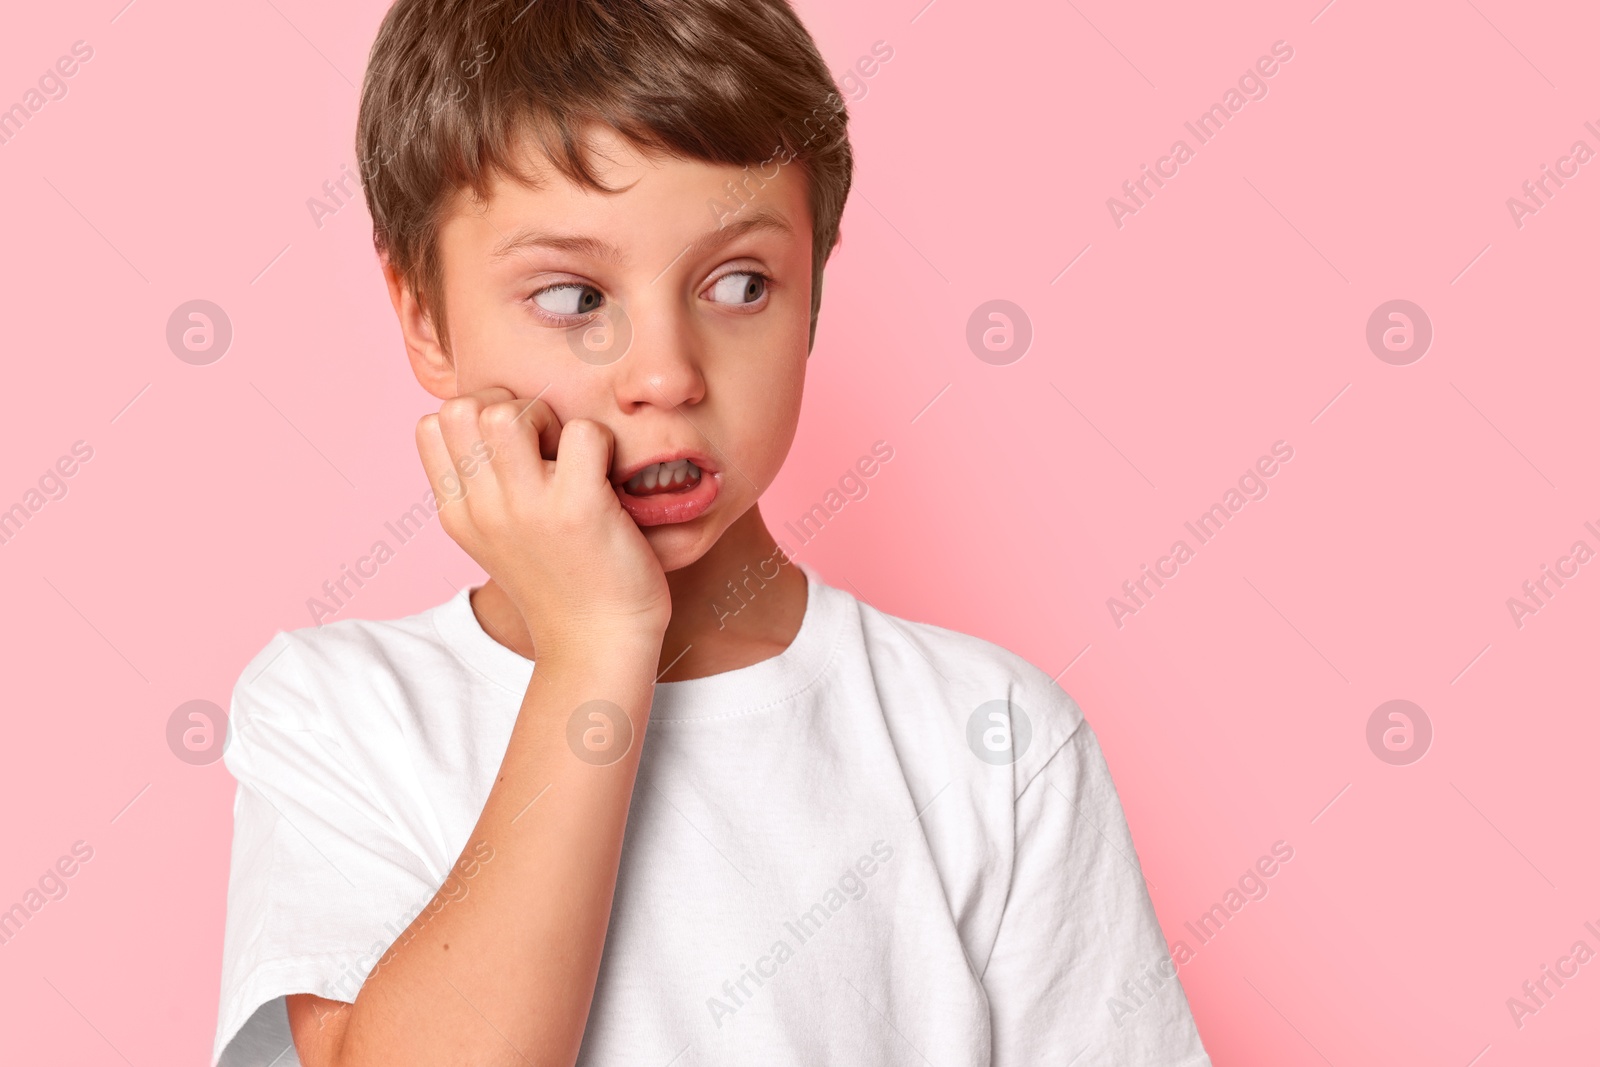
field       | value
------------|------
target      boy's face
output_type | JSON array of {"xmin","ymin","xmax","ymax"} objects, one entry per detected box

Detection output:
[{"xmin": 414, "ymin": 123, "xmax": 815, "ymax": 572}]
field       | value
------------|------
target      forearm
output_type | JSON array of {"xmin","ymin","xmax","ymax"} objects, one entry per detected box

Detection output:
[{"xmin": 311, "ymin": 634, "xmax": 659, "ymax": 1067}]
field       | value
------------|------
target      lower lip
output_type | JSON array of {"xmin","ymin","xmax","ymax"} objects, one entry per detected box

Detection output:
[{"xmin": 615, "ymin": 470, "xmax": 721, "ymax": 527}]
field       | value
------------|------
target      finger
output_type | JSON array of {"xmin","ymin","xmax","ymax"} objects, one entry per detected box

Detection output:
[
  {"xmin": 462, "ymin": 386, "xmax": 517, "ymax": 406},
  {"xmin": 512, "ymin": 395, "xmax": 562, "ymax": 462},
  {"xmin": 416, "ymin": 413, "xmax": 470, "ymax": 510},
  {"xmin": 437, "ymin": 387, "xmax": 515, "ymax": 453},
  {"xmin": 479, "ymin": 398, "xmax": 550, "ymax": 491},
  {"xmin": 551, "ymin": 418, "xmax": 615, "ymax": 494},
  {"xmin": 435, "ymin": 391, "xmax": 514, "ymax": 504},
  {"xmin": 436, "ymin": 393, "xmax": 483, "ymax": 463}
]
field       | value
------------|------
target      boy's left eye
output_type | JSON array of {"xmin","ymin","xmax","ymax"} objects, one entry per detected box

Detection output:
[
  {"xmin": 705, "ymin": 271, "xmax": 768, "ymax": 307},
  {"xmin": 532, "ymin": 283, "xmax": 604, "ymax": 317}
]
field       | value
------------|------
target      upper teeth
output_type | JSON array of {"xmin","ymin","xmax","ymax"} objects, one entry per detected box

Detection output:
[{"xmin": 628, "ymin": 459, "xmax": 700, "ymax": 490}]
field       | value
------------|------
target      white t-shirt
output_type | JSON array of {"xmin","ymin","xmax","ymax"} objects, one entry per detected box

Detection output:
[{"xmin": 213, "ymin": 561, "xmax": 1211, "ymax": 1066}]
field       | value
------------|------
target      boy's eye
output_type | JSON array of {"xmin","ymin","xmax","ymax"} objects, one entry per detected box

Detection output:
[
  {"xmin": 706, "ymin": 271, "xmax": 767, "ymax": 306},
  {"xmin": 532, "ymin": 283, "xmax": 603, "ymax": 316}
]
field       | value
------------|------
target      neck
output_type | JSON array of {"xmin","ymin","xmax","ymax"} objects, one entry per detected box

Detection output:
[{"xmin": 468, "ymin": 503, "xmax": 808, "ymax": 681}]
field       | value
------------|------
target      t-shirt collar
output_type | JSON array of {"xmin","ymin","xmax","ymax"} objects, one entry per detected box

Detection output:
[{"xmin": 431, "ymin": 559, "xmax": 845, "ymax": 720}]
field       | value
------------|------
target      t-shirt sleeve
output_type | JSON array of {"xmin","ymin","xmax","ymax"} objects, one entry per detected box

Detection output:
[
  {"xmin": 980, "ymin": 717, "xmax": 1212, "ymax": 1066},
  {"xmin": 212, "ymin": 631, "xmax": 444, "ymax": 1067}
]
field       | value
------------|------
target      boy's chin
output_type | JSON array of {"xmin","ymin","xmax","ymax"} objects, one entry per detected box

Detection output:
[{"xmin": 639, "ymin": 522, "xmax": 716, "ymax": 573}]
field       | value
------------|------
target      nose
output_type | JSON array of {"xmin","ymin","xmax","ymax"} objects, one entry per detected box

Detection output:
[{"xmin": 608, "ymin": 296, "xmax": 707, "ymax": 413}]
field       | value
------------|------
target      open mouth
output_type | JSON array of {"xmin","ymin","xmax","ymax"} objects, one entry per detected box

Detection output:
[
  {"xmin": 613, "ymin": 454, "xmax": 720, "ymax": 526},
  {"xmin": 622, "ymin": 458, "xmax": 702, "ymax": 496}
]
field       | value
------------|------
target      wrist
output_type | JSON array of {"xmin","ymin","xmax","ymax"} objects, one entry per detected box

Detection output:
[{"xmin": 532, "ymin": 625, "xmax": 663, "ymax": 669}]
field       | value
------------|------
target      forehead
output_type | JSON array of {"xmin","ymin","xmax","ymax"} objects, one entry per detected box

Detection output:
[{"xmin": 438, "ymin": 122, "xmax": 812, "ymax": 261}]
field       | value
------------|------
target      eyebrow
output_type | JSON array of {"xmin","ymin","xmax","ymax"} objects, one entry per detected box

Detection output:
[{"xmin": 487, "ymin": 206, "xmax": 794, "ymax": 268}]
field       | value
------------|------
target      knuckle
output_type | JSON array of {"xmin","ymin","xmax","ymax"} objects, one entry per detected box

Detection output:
[
  {"xmin": 436, "ymin": 507, "xmax": 466, "ymax": 540},
  {"xmin": 481, "ymin": 402, "xmax": 521, "ymax": 436},
  {"xmin": 434, "ymin": 469, "xmax": 468, "ymax": 503},
  {"xmin": 439, "ymin": 396, "xmax": 479, "ymax": 426}
]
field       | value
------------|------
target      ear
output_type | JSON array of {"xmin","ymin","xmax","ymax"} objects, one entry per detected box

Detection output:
[{"xmin": 382, "ymin": 257, "xmax": 456, "ymax": 400}]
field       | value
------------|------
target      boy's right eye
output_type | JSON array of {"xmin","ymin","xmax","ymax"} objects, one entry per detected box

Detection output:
[{"xmin": 531, "ymin": 283, "xmax": 604, "ymax": 318}]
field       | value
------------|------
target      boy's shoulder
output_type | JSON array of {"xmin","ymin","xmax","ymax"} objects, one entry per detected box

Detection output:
[
  {"xmin": 228, "ymin": 594, "xmax": 466, "ymax": 732},
  {"xmin": 823, "ymin": 575, "xmax": 1088, "ymax": 789}
]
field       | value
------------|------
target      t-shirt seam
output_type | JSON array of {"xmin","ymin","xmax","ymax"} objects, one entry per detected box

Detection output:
[
  {"xmin": 1014, "ymin": 709, "xmax": 1086, "ymax": 800},
  {"xmin": 231, "ymin": 633, "xmax": 340, "ymax": 757},
  {"xmin": 976, "ymin": 729, "xmax": 1084, "ymax": 983},
  {"xmin": 261, "ymin": 631, "xmax": 337, "ymax": 739},
  {"xmin": 852, "ymin": 599, "xmax": 1082, "ymax": 790},
  {"xmin": 234, "ymin": 946, "xmax": 379, "ymax": 980}
]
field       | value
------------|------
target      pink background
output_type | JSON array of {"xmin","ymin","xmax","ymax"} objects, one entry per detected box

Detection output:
[{"xmin": 1, "ymin": 0, "xmax": 1596, "ymax": 1063}]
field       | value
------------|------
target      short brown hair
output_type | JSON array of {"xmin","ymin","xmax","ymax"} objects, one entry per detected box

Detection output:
[{"xmin": 356, "ymin": 0, "xmax": 853, "ymax": 356}]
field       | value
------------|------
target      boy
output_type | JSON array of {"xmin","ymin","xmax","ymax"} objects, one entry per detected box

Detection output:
[{"xmin": 213, "ymin": 0, "xmax": 1212, "ymax": 1064}]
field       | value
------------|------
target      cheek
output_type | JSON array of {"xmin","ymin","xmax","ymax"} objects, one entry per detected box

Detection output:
[
  {"xmin": 443, "ymin": 279, "xmax": 562, "ymax": 395},
  {"xmin": 443, "ymin": 283, "xmax": 504, "ymax": 390},
  {"xmin": 729, "ymin": 351, "xmax": 805, "ymax": 480}
]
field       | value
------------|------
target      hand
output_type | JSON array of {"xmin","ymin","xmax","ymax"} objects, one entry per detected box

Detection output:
[{"xmin": 416, "ymin": 387, "xmax": 672, "ymax": 654}]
